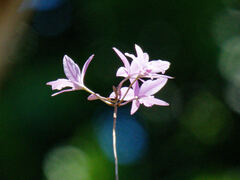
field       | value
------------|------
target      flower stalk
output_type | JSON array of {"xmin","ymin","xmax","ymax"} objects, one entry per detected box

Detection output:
[{"xmin": 113, "ymin": 103, "xmax": 119, "ymax": 180}]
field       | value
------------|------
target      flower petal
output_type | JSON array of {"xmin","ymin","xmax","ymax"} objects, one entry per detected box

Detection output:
[
  {"xmin": 139, "ymin": 78, "xmax": 168, "ymax": 97},
  {"xmin": 135, "ymin": 44, "xmax": 143, "ymax": 56},
  {"xmin": 116, "ymin": 67, "xmax": 128, "ymax": 77},
  {"xmin": 113, "ymin": 47, "xmax": 130, "ymax": 71},
  {"xmin": 143, "ymin": 53, "xmax": 149, "ymax": 62},
  {"xmin": 148, "ymin": 60, "xmax": 170, "ymax": 73},
  {"xmin": 150, "ymin": 97, "xmax": 169, "ymax": 106},
  {"xmin": 125, "ymin": 53, "xmax": 136, "ymax": 60},
  {"xmin": 130, "ymin": 59, "xmax": 141, "ymax": 77},
  {"xmin": 131, "ymin": 100, "xmax": 140, "ymax": 115},
  {"xmin": 109, "ymin": 87, "xmax": 134, "ymax": 101},
  {"xmin": 109, "ymin": 91, "xmax": 116, "ymax": 99},
  {"xmin": 81, "ymin": 54, "xmax": 94, "ymax": 83},
  {"xmin": 135, "ymin": 44, "xmax": 148, "ymax": 63},
  {"xmin": 139, "ymin": 96, "xmax": 169, "ymax": 107},
  {"xmin": 120, "ymin": 87, "xmax": 134, "ymax": 100},
  {"xmin": 87, "ymin": 94, "xmax": 98, "ymax": 100},
  {"xmin": 46, "ymin": 78, "xmax": 74, "ymax": 90},
  {"xmin": 51, "ymin": 89, "xmax": 75, "ymax": 96},
  {"xmin": 133, "ymin": 80, "xmax": 140, "ymax": 96},
  {"xmin": 145, "ymin": 74, "xmax": 173, "ymax": 79},
  {"xmin": 63, "ymin": 55, "xmax": 81, "ymax": 83}
]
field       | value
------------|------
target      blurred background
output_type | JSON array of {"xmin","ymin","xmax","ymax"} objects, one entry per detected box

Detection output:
[{"xmin": 1, "ymin": 0, "xmax": 240, "ymax": 179}]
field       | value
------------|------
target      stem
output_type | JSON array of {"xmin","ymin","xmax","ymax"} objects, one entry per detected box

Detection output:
[
  {"xmin": 84, "ymin": 86, "xmax": 114, "ymax": 105},
  {"xmin": 119, "ymin": 76, "xmax": 140, "ymax": 104},
  {"xmin": 119, "ymin": 97, "xmax": 137, "ymax": 106},
  {"xmin": 117, "ymin": 76, "xmax": 130, "ymax": 92},
  {"xmin": 113, "ymin": 104, "xmax": 119, "ymax": 180}
]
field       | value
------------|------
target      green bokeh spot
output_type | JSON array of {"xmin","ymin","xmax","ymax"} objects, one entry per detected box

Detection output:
[{"xmin": 181, "ymin": 91, "xmax": 231, "ymax": 145}]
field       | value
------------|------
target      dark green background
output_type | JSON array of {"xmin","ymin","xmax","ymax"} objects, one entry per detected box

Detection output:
[{"xmin": 1, "ymin": 0, "xmax": 240, "ymax": 179}]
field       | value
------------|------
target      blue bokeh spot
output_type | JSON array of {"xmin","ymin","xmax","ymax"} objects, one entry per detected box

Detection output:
[
  {"xmin": 20, "ymin": 0, "xmax": 65, "ymax": 11},
  {"xmin": 94, "ymin": 108, "xmax": 148, "ymax": 165}
]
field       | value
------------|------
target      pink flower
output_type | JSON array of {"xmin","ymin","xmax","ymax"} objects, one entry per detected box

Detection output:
[
  {"xmin": 46, "ymin": 54, "xmax": 94, "ymax": 96},
  {"xmin": 113, "ymin": 44, "xmax": 171, "ymax": 80},
  {"xmin": 109, "ymin": 78, "xmax": 169, "ymax": 114},
  {"xmin": 125, "ymin": 44, "xmax": 170, "ymax": 75}
]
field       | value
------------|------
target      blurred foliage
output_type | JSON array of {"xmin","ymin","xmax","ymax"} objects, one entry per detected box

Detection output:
[{"xmin": 1, "ymin": 0, "xmax": 240, "ymax": 179}]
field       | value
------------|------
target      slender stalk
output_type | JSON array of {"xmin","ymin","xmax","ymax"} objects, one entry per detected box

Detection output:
[
  {"xmin": 113, "ymin": 104, "xmax": 119, "ymax": 180},
  {"xmin": 83, "ymin": 86, "xmax": 114, "ymax": 105},
  {"xmin": 119, "ymin": 97, "xmax": 138, "ymax": 106},
  {"xmin": 119, "ymin": 75, "xmax": 140, "ymax": 104},
  {"xmin": 117, "ymin": 76, "xmax": 130, "ymax": 92}
]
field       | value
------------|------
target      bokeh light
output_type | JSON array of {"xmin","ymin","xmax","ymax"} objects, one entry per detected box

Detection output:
[
  {"xmin": 218, "ymin": 36, "xmax": 240, "ymax": 85},
  {"xmin": 43, "ymin": 145, "xmax": 90, "ymax": 180},
  {"xmin": 93, "ymin": 108, "xmax": 148, "ymax": 165},
  {"xmin": 192, "ymin": 169, "xmax": 240, "ymax": 180},
  {"xmin": 221, "ymin": 0, "xmax": 240, "ymax": 9},
  {"xmin": 32, "ymin": 1, "xmax": 72, "ymax": 37},
  {"xmin": 180, "ymin": 91, "xmax": 232, "ymax": 145},
  {"xmin": 225, "ymin": 82, "xmax": 240, "ymax": 114},
  {"xmin": 20, "ymin": 0, "xmax": 65, "ymax": 11},
  {"xmin": 212, "ymin": 9, "xmax": 240, "ymax": 46}
]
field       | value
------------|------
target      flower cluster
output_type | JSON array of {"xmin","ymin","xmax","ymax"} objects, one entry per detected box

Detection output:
[{"xmin": 47, "ymin": 44, "xmax": 171, "ymax": 114}]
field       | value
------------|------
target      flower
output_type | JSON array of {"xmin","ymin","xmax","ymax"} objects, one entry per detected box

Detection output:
[
  {"xmin": 46, "ymin": 54, "xmax": 94, "ymax": 96},
  {"xmin": 113, "ymin": 44, "xmax": 171, "ymax": 80},
  {"xmin": 109, "ymin": 78, "xmax": 169, "ymax": 114},
  {"xmin": 125, "ymin": 44, "xmax": 171, "ymax": 76}
]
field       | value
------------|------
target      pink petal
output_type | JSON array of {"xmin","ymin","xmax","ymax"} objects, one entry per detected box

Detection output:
[
  {"xmin": 131, "ymin": 100, "xmax": 140, "ymax": 115},
  {"xmin": 135, "ymin": 44, "xmax": 149, "ymax": 63},
  {"xmin": 130, "ymin": 59, "xmax": 141, "ymax": 76},
  {"xmin": 87, "ymin": 94, "xmax": 98, "ymax": 100},
  {"xmin": 139, "ymin": 96, "xmax": 169, "ymax": 107},
  {"xmin": 109, "ymin": 87, "xmax": 134, "ymax": 101},
  {"xmin": 146, "ymin": 74, "xmax": 173, "ymax": 79},
  {"xmin": 120, "ymin": 87, "xmax": 134, "ymax": 100},
  {"xmin": 139, "ymin": 78, "xmax": 168, "ymax": 97},
  {"xmin": 63, "ymin": 55, "xmax": 81, "ymax": 83},
  {"xmin": 148, "ymin": 60, "xmax": 170, "ymax": 73},
  {"xmin": 51, "ymin": 89, "xmax": 75, "ymax": 96},
  {"xmin": 81, "ymin": 54, "xmax": 94, "ymax": 83},
  {"xmin": 116, "ymin": 67, "xmax": 128, "ymax": 77},
  {"xmin": 109, "ymin": 91, "xmax": 116, "ymax": 99},
  {"xmin": 133, "ymin": 80, "xmax": 140, "ymax": 96},
  {"xmin": 113, "ymin": 47, "xmax": 130, "ymax": 71},
  {"xmin": 125, "ymin": 53, "xmax": 136, "ymax": 60},
  {"xmin": 139, "ymin": 96, "xmax": 154, "ymax": 107},
  {"xmin": 46, "ymin": 78, "xmax": 74, "ymax": 90},
  {"xmin": 135, "ymin": 44, "xmax": 144, "ymax": 59},
  {"xmin": 151, "ymin": 97, "xmax": 169, "ymax": 106},
  {"xmin": 143, "ymin": 53, "xmax": 149, "ymax": 62}
]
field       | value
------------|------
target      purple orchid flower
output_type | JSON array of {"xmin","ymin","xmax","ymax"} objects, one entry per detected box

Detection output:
[
  {"xmin": 109, "ymin": 77, "xmax": 169, "ymax": 114},
  {"xmin": 46, "ymin": 54, "xmax": 94, "ymax": 96},
  {"xmin": 113, "ymin": 44, "xmax": 171, "ymax": 80},
  {"xmin": 113, "ymin": 46, "xmax": 148, "ymax": 79},
  {"xmin": 125, "ymin": 44, "xmax": 170, "ymax": 75}
]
